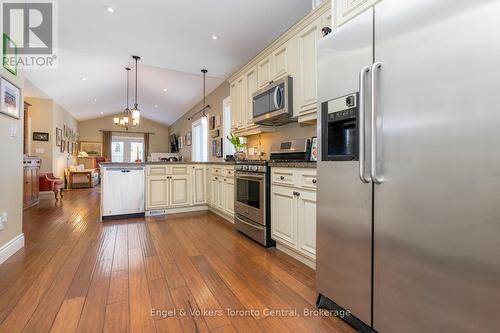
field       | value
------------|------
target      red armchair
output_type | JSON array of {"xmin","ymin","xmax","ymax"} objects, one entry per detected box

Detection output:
[{"xmin": 39, "ymin": 173, "xmax": 64, "ymax": 200}]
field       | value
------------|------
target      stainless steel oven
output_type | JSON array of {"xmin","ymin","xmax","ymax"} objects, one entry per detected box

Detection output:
[
  {"xmin": 252, "ymin": 76, "xmax": 294, "ymax": 126},
  {"xmin": 234, "ymin": 161, "xmax": 275, "ymax": 247}
]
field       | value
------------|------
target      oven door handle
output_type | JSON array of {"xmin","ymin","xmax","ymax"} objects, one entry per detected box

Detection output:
[
  {"xmin": 235, "ymin": 174, "xmax": 265, "ymax": 182},
  {"xmin": 235, "ymin": 215, "xmax": 264, "ymax": 231}
]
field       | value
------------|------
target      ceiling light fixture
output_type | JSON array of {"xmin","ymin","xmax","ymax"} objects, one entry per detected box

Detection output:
[
  {"xmin": 114, "ymin": 66, "xmax": 138, "ymax": 130},
  {"xmin": 130, "ymin": 55, "xmax": 141, "ymax": 125},
  {"xmin": 212, "ymin": 35, "xmax": 218, "ymax": 40},
  {"xmin": 188, "ymin": 69, "xmax": 210, "ymax": 120},
  {"xmin": 93, "ymin": 98, "xmax": 97, "ymax": 102},
  {"xmin": 154, "ymin": 105, "xmax": 158, "ymax": 108},
  {"xmin": 80, "ymin": 77, "xmax": 87, "ymax": 81},
  {"xmin": 163, "ymin": 88, "xmax": 167, "ymax": 92},
  {"xmin": 104, "ymin": 6, "xmax": 115, "ymax": 13}
]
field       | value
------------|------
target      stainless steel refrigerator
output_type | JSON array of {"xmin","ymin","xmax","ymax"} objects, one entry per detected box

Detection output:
[{"xmin": 316, "ymin": 1, "xmax": 500, "ymax": 332}]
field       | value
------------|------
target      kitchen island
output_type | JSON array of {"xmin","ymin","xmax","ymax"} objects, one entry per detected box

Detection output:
[{"xmin": 100, "ymin": 162, "xmax": 235, "ymax": 221}]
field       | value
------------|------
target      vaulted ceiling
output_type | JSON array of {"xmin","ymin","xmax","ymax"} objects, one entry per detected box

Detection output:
[{"xmin": 24, "ymin": 0, "xmax": 312, "ymax": 125}]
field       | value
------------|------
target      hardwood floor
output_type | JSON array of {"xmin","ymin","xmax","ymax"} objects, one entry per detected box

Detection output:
[{"xmin": 0, "ymin": 187, "xmax": 354, "ymax": 333}]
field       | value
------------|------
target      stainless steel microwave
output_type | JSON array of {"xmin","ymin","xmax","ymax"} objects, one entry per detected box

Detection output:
[{"xmin": 252, "ymin": 76, "xmax": 294, "ymax": 126}]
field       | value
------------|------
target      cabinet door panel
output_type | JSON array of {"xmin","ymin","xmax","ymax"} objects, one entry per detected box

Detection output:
[
  {"xmin": 257, "ymin": 56, "xmax": 271, "ymax": 88},
  {"xmin": 297, "ymin": 190, "xmax": 317, "ymax": 259},
  {"xmin": 336, "ymin": 0, "xmax": 380, "ymax": 26},
  {"xmin": 217, "ymin": 178, "xmax": 225, "ymax": 211},
  {"xmin": 272, "ymin": 44, "xmax": 289, "ymax": 80},
  {"xmin": 271, "ymin": 186, "xmax": 297, "ymax": 247},
  {"xmin": 298, "ymin": 22, "xmax": 319, "ymax": 114},
  {"xmin": 192, "ymin": 167, "xmax": 206, "ymax": 205},
  {"xmin": 245, "ymin": 67, "xmax": 258, "ymax": 127},
  {"xmin": 224, "ymin": 178, "xmax": 235, "ymax": 216},
  {"xmin": 146, "ymin": 176, "xmax": 168, "ymax": 209},
  {"xmin": 169, "ymin": 175, "xmax": 190, "ymax": 207}
]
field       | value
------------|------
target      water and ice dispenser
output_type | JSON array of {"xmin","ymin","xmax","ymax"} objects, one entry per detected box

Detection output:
[{"xmin": 321, "ymin": 93, "xmax": 359, "ymax": 161}]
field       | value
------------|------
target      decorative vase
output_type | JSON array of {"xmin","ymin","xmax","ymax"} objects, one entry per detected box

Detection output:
[{"xmin": 234, "ymin": 151, "xmax": 246, "ymax": 161}]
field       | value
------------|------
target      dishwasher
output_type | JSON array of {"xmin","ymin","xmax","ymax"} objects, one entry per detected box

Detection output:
[{"xmin": 101, "ymin": 165, "xmax": 145, "ymax": 220}]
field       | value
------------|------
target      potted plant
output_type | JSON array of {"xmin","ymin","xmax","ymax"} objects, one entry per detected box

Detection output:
[{"xmin": 227, "ymin": 133, "xmax": 247, "ymax": 161}]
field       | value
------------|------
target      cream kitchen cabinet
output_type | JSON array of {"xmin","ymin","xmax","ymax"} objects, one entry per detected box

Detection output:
[
  {"xmin": 335, "ymin": 0, "xmax": 380, "ymax": 27},
  {"xmin": 208, "ymin": 165, "xmax": 235, "ymax": 220},
  {"xmin": 257, "ymin": 56, "xmax": 272, "ymax": 88},
  {"xmin": 169, "ymin": 175, "xmax": 190, "ymax": 207},
  {"xmin": 270, "ymin": 41, "xmax": 293, "ymax": 81},
  {"xmin": 244, "ymin": 66, "xmax": 258, "ymax": 128},
  {"xmin": 146, "ymin": 176, "xmax": 169, "ymax": 209},
  {"xmin": 271, "ymin": 167, "xmax": 317, "ymax": 268},
  {"xmin": 224, "ymin": 176, "xmax": 235, "ymax": 216},
  {"xmin": 230, "ymin": 79, "xmax": 243, "ymax": 130},
  {"xmin": 192, "ymin": 165, "xmax": 207, "ymax": 205}
]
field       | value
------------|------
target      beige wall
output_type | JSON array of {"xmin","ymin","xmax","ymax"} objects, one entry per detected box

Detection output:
[
  {"xmin": 79, "ymin": 114, "xmax": 170, "ymax": 156},
  {"xmin": 26, "ymin": 97, "xmax": 79, "ymax": 178},
  {"xmin": 168, "ymin": 82, "xmax": 230, "ymax": 162},
  {"xmin": 246, "ymin": 122, "xmax": 317, "ymax": 159},
  {"xmin": 0, "ymin": 68, "xmax": 24, "ymax": 249}
]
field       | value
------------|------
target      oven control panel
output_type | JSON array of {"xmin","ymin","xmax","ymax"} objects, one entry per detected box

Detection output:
[{"xmin": 235, "ymin": 164, "xmax": 267, "ymax": 173}]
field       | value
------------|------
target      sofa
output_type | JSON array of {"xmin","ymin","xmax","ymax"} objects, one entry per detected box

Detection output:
[{"xmin": 65, "ymin": 164, "xmax": 99, "ymax": 189}]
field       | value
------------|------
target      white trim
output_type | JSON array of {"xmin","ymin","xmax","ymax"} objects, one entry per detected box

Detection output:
[
  {"xmin": 145, "ymin": 205, "xmax": 208, "ymax": 216},
  {"xmin": 0, "ymin": 233, "xmax": 25, "ymax": 265},
  {"xmin": 208, "ymin": 207, "xmax": 235, "ymax": 224},
  {"xmin": 276, "ymin": 243, "xmax": 316, "ymax": 269}
]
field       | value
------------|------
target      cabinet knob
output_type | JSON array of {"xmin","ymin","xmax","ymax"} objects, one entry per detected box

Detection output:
[
  {"xmin": 293, "ymin": 191, "xmax": 300, "ymax": 197},
  {"xmin": 279, "ymin": 176, "xmax": 285, "ymax": 180},
  {"xmin": 312, "ymin": 179, "xmax": 317, "ymax": 184}
]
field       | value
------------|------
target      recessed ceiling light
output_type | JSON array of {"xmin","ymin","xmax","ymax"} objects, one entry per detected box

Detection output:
[
  {"xmin": 94, "ymin": 98, "xmax": 97, "ymax": 102},
  {"xmin": 212, "ymin": 35, "xmax": 218, "ymax": 40},
  {"xmin": 154, "ymin": 105, "xmax": 158, "ymax": 108},
  {"xmin": 80, "ymin": 77, "xmax": 87, "ymax": 81},
  {"xmin": 100, "ymin": 111, "xmax": 104, "ymax": 115},
  {"xmin": 163, "ymin": 88, "xmax": 167, "ymax": 92},
  {"xmin": 104, "ymin": 6, "xmax": 115, "ymax": 13}
]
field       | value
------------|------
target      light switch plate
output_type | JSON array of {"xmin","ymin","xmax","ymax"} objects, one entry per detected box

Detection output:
[
  {"xmin": 10, "ymin": 124, "xmax": 17, "ymax": 137},
  {"xmin": 35, "ymin": 148, "xmax": 45, "ymax": 154}
]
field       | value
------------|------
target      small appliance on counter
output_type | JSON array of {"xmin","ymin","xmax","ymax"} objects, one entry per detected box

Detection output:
[{"xmin": 269, "ymin": 138, "xmax": 311, "ymax": 161}]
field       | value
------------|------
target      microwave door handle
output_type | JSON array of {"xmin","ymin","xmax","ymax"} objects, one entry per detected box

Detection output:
[
  {"xmin": 359, "ymin": 66, "xmax": 371, "ymax": 183},
  {"xmin": 371, "ymin": 62, "xmax": 383, "ymax": 184},
  {"xmin": 273, "ymin": 86, "xmax": 280, "ymax": 109}
]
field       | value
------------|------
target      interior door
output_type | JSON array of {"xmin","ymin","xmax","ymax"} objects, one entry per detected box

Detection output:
[
  {"xmin": 316, "ymin": 8, "xmax": 374, "ymax": 325},
  {"xmin": 373, "ymin": 1, "xmax": 500, "ymax": 332}
]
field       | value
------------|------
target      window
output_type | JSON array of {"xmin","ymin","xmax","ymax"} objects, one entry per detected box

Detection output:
[
  {"xmin": 223, "ymin": 97, "xmax": 235, "ymax": 156},
  {"xmin": 111, "ymin": 135, "xmax": 144, "ymax": 162},
  {"xmin": 192, "ymin": 116, "xmax": 208, "ymax": 162}
]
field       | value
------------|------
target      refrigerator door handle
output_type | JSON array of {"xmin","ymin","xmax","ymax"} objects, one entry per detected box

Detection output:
[
  {"xmin": 359, "ymin": 66, "xmax": 371, "ymax": 183},
  {"xmin": 371, "ymin": 62, "xmax": 383, "ymax": 184}
]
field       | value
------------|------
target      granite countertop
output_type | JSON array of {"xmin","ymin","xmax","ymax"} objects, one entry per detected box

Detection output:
[
  {"xmin": 99, "ymin": 161, "xmax": 235, "ymax": 167},
  {"xmin": 268, "ymin": 161, "xmax": 317, "ymax": 168}
]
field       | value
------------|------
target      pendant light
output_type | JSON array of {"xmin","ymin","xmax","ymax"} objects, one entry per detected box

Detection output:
[
  {"xmin": 130, "ymin": 55, "xmax": 141, "ymax": 125},
  {"xmin": 188, "ymin": 69, "xmax": 210, "ymax": 120},
  {"xmin": 113, "ymin": 67, "xmax": 137, "ymax": 130}
]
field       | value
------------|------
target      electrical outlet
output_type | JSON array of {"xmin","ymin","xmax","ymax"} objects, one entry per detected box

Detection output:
[{"xmin": 10, "ymin": 124, "xmax": 17, "ymax": 137}]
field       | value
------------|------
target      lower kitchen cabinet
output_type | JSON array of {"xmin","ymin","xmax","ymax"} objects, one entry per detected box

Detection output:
[
  {"xmin": 192, "ymin": 166, "xmax": 207, "ymax": 205},
  {"xmin": 208, "ymin": 166, "xmax": 235, "ymax": 220},
  {"xmin": 224, "ymin": 177, "xmax": 235, "ymax": 216},
  {"xmin": 169, "ymin": 175, "xmax": 190, "ymax": 207},
  {"xmin": 271, "ymin": 167, "xmax": 317, "ymax": 267},
  {"xmin": 146, "ymin": 176, "xmax": 169, "ymax": 209}
]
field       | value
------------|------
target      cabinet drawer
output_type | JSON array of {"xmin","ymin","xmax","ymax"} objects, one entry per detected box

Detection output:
[
  {"xmin": 212, "ymin": 167, "xmax": 223, "ymax": 176},
  {"xmin": 272, "ymin": 170, "xmax": 294, "ymax": 186},
  {"xmin": 147, "ymin": 165, "xmax": 168, "ymax": 176},
  {"xmin": 300, "ymin": 173, "xmax": 317, "ymax": 190},
  {"xmin": 224, "ymin": 167, "xmax": 234, "ymax": 178},
  {"xmin": 171, "ymin": 166, "xmax": 189, "ymax": 175}
]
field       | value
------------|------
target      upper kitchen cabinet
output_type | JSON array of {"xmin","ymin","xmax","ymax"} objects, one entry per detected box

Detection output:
[
  {"xmin": 334, "ymin": 0, "xmax": 380, "ymax": 27},
  {"xmin": 228, "ymin": 0, "xmax": 331, "ymax": 133},
  {"xmin": 244, "ymin": 67, "xmax": 258, "ymax": 128},
  {"xmin": 257, "ymin": 56, "xmax": 272, "ymax": 88},
  {"xmin": 295, "ymin": 10, "xmax": 331, "ymax": 122}
]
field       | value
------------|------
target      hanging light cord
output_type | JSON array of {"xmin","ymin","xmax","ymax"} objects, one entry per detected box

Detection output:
[
  {"xmin": 126, "ymin": 67, "xmax": 130, "ymax": 110},
  {"xmin": 134, "ymin": 57, "xmax": 138, "ymax": 108}
]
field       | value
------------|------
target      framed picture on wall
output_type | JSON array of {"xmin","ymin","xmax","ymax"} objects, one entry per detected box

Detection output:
[
  {"xmin": 0, "ymin": 77, "xmax": 21, "ymax": 119},
  {"xmin": 186, "ymin": 131, "xmax": 192, "ymax": 146},
  {"xmin": 56, "ymin": 128, "xmax": 62, "ymax": 146},
  {"xmin": 209, "ymin": 116, "xmax": 215, "ymax": 130},
  {"xmin": 3, "ymin": 34, "xmax": 18, "ymax": 76},
  {"xmin": 309, "ymin": 136, "xmax": 318, "ymax": 162},
  {"xmin": 80, "ymin": 141, "xmax": 102, "ymax": 156},
  {"xmin": 60, "ymin": 140, "xmax": 66, "ymax": 153},
  {"xmin": 215, "ymin": 115, "xmax": 221, "ymax": 128},
  {"xmin": 211, "ymin": 129, "xmax": 219, "ymax": 138},
  {"xmin": 33, "ymin": 132, "xmax": 49, "ymax": 141},
  {"xmin": 68, "ymin": 142, "xmax": 72, "ymax": 155}
]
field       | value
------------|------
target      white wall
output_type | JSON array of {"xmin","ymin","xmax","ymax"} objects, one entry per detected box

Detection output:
[{"xmin": 0, "ymin": 68, "xmax": 24, "ymax": 251}]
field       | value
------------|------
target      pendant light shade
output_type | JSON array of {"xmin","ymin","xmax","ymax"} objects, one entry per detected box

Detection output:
[{"xmin": 114, "ymin": 55, "xmax": 141, "ymax": 130}]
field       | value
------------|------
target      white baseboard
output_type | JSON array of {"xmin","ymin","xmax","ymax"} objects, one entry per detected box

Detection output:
[
  {"xmin": 208, "ymin": 207, "xmax": 235, "ymax": 224},
  {"xmin": 146, "ymin": 205, "xmax": 208, "ymax": 216},
  {"xmin": 0, "ymin": 233, "xmax": 25, "ymax": 265},
  {"xmin": 276, "ymin": 243, "xmax": 316, "ymax": 269}
]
